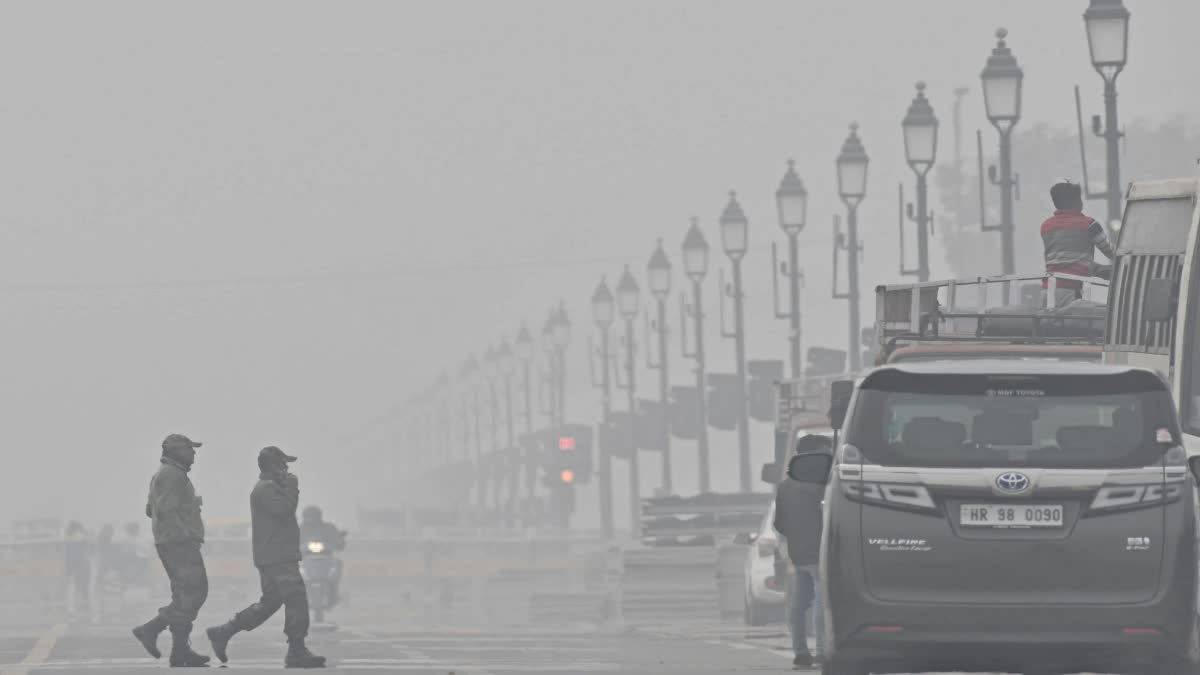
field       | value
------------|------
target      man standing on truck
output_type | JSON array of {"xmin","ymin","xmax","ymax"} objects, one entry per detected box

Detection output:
[
  {"xmin": 1041, "ymin": 181, "xmax": 1114, "ymax": 307},
  {"xmin": 774, "ymin": 434, "xmax": 832, "ymax": 668}
]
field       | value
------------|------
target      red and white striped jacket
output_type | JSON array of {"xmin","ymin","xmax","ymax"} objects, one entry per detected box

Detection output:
[{"xmin": 1040, "ymin": 209, "xmax": 1114, "ymax": 289}]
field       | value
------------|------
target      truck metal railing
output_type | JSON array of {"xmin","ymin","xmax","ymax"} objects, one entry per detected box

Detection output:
[{"xmin": 876, "ymin": 272, "xmax": 1109, "ymax": 342}]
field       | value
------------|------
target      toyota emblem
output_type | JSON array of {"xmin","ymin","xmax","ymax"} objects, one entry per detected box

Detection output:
[{"xmin": 995, "ymin": 472, "xmax": 1031, "ymax": 493}]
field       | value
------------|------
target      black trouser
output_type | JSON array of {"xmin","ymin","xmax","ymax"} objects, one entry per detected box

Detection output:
[
  {"xmin": 231, "ymin": 561, "xmax": 309, "ymax": 641},
  {"xmin": 155, "ymin": 541, "xmax": 208, "ymax": 629}
]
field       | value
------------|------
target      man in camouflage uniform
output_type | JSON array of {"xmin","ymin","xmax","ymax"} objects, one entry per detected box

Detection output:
[
  {"xmin": 132, "ymin": 434, "xmax": 210, "ymax": 667},
  {"xmin": 206, "ymin": 446, "xmax": 326, "ymax": 669}
]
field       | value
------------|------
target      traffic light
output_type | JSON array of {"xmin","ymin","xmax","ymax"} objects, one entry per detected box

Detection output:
[
  {"xmin": 747, "ymin": 359, "xmax": 783, "ymax": 422},
  {"xmin": 669, "ymin": 386, "xmax": 701, "ymax": 440},
  {"xmin": 706, "ymin": 373, "xmax": 739, "ymax": 431},
  {"xmin": 807, "ymin": 346, "xmax": 847, "ymax": 376},
  {"xmin": 540, "ymin": 423, "xmax": 593, "ymax": 486},
  {"xmin": 635, "ymin": 399, "xmax": 667, "ymax": 450}
]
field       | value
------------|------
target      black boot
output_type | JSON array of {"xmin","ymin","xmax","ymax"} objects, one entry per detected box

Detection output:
[
  {"xmin": 168, "ymin": 625, "xmax": 211, "ymax": 668},
  {"xmin": 285, "ymin": 638, "xmax": 326, "ymax": 668},
  {"xmin": 205, "ymin": 621, "xmax": 240, "ymax": 664},
  {"xmin": 132, "ymin": 616, "xmax": 168, "ymax": 659}
]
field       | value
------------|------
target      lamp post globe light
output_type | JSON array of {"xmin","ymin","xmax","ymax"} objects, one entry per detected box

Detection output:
[
  {"xmin": 1084, "ymin": 0, "xmax": 1130, "ymax": 231},
  {"xmin": 719, "ymin": 191, "xmax": 752, "ymax": 493},
  {"xmin": 719, "ymin": 191, "xmax": 749, "ymax": 261},
  {"xmin": 646, "ymin": 239, "xmax": 674, "ymax": 495},
  {"xmin": 776, "ymin": 160, "xmax": 807, "ymax": 236},
  {"xmin": 552, "ymin": 303, "xmax": 571, "ymax": 350},
  {"xmin": 837, "ymin": 124, "xmax": 869, "ymax": 208},
  {"xmin": 980, "ymin": 28, "xmax": 1023, "ymax": 281},
  {"xmin": 592, "ymin": 279, "xmax": 615, "ymax": 329},
  {"xmin": 902, "ymin": 82, "xmax": 939, "ymax": 282},
  {"xmin": 680, "ymin": 218, "xmax": 711, "ymax": 494},
  {"xmin": 776, "ymin": 161, "xmax": 808, "ymax": 378},
  {"xmin": 616, "ymin": 264, "xmax": 641, "ymax": 534},
  {"xmin": 835, "ymin": 123, "xmax": 869, "ymax": 373},
  {"xmin": 682, "ymin": 218, "xmax": 709, "ymax": 284},
  {"xmin": 648, "ymin": 239, "xmax": 672, "ymax": 300}
]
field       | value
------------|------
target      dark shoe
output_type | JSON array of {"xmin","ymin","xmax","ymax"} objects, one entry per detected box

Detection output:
[
  {"xmin": 169, "ymin": 632, "xmax": 211, "ymax": 668},
  {"xmin": 285, "ymin": 639, "xmax": 327, "ymax": 669},
  {"xmin": 205, "ymin": 622, "xmax": 239, "ymax": 664},
  {"xmin": 132, "ymin": 617, "xmax": 167, "ymax": 659},
  {"xmin": 793, "ymin": 653, "xmax": 814, "ymax": 669}
]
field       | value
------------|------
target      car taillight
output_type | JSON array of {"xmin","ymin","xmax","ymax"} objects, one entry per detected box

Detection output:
[
  {"xmin": 842, "ymin": 481, "xmax": 937, "ymax": 513},
  {"xmin": 1089, "ymin": 483, "xmax": 1182, "ymax": 513}
]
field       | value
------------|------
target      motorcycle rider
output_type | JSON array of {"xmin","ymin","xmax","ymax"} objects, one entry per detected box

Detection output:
[
  {"xmin": 131, "ymin": 434, "xmax": 210, "ymax": 667},
  {"xmin": 299, "ymin": 506, "xmax": 346, "ymax": 607},
  {"xmin": 205, "ymin": 446, "xmax": 326, "ymax": 669}
]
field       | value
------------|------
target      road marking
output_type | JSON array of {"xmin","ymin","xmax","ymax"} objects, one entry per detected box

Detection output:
[{"xmin": 0, "ymin": 622, "xmax": 66, "ymax": 675}]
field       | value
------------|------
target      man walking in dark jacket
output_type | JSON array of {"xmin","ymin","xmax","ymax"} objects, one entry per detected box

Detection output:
[
  {"xmin": 132, "ymin": 433, "xmax": 210, "ymax": 667},
  {"xmin": 205, "ymin": 446, "xmax": 325, "ymax": 669},
  {"xmin": 774, "ymin": 435, "xmax": 831, "ymax": 668}
]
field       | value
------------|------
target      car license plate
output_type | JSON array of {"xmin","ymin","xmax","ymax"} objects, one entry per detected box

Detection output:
[{"xmin": 960, "ymin": 504, "xmax": 1063, "ymax": 528}]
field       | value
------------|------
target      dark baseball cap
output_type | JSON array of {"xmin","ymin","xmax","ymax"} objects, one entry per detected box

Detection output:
[
  {"xmin": 162, "ymin": 434, "xmax": 202, "ymax": 450},
  {"xmin": 258, "ymin": 446, "xmax": 297, "ymax": 464}
]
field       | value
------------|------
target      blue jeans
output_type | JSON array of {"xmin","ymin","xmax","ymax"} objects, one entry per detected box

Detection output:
[{"xmin": 789, "ymin": 564, "xmax": 825, "ymax": 658}]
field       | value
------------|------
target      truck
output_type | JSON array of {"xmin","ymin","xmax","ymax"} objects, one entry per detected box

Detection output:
[{"xmin": 1099, "ymin": 177, "xmax": 1200, "ymax": 453}]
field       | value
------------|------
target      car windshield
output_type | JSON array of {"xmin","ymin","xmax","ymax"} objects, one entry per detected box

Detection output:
[{"xmin": 846, "ymin": 370, "xmax": 1176, "ymax": 469}]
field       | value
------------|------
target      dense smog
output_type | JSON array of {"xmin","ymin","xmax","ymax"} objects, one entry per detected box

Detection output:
[{"xmin": 3, "ymin": 1, "xmax": 1200, "ymax": 673}]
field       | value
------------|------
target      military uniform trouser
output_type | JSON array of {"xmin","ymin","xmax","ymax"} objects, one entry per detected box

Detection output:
[
  {"xmin": 156, "ymin": 541, "xmax": 208, "ymax": 629},
  {"xmin": 231, "ymin": 561, "xmax": 309, "ymax": 641}
]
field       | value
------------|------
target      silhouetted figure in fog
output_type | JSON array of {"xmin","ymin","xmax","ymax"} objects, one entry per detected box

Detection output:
[
  {"xmin": 300, "ymin": 505, "xmax": 346, "ymax": 606},
  {"xmin": 62, "ymin": 520, "xmax": 91, "ymax": 614},
  {"xmin": 131, "ymin": 434, "xmax": 210, "ymax": 667},
  {"xmin": 1041, "ymin": 181, "xmax": 1114, "ymax": 307},
  {"xmin": 206, "ymin": 446, "xmax": 326, "ymax": 669}
]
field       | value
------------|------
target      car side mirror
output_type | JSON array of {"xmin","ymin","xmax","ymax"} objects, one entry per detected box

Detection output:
[
  {"xmin": 761, "ymin": 462, "xmax": 782, "ymax": 485},
  {"xmin": 1188, "ymin": 456, "xmax": 1200, "ymax": 485},
  {"xmin": 786, "ymin": 451, "xmax": 834, "ymax": 485},
  {"xmin": 829, "ymin": 380, "xmax": 854, "ymax": 430},
  {"xmin": 1144, "ymin": 278, "xmax": 1178, "ymax": 323}
]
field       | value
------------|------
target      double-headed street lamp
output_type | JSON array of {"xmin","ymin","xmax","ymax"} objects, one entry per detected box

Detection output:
[
  {"xmin": 646, "ymin": 240, "xmax": 673, "ymax": 496},
  {"xmin": 681, "ymin": 219, "xmax": 712, "ymax": 494},
  {"xmin": 590, "ymin": 278, "xmax": 616, "ymax": 539},
  {"xmin": 774, "ymin": 161, "xmax": 807, "ymax": 378},
  {"xmin": 616, "ymin": 266, "xmax": 641, "ymax": 535},
  {"xmin": 719, "ymin": 191, "xmax": 752, "ymax": 494},
  {"xmin": 901, "ymin": 82, "xmax": 939, "ymax": 283},
  {"xmin": 1082, "ymin": 0, "xmax": 1130, "ymax": 232},
  {"xmin": 979, "ymin": 28, "xmax": 1024, "ymax": 285},
  {"xmin": 834, "ymin": 123, "xmax": 869, "ymax": 373}
]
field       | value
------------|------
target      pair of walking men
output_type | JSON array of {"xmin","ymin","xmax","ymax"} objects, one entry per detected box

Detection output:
[{"xmin": 130, "ymin": 434, "xmax": 326, "ymax": 668}]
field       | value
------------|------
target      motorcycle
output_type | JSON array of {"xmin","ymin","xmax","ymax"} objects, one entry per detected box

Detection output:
[{"xmin": 300, "ymin": 540, "xmax": 337, "ymax": 623}]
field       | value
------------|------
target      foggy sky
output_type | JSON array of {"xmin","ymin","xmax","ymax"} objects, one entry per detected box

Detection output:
[{"xmin": 0, "ymin": 1, "xmax": 1196, "ymax": 532}]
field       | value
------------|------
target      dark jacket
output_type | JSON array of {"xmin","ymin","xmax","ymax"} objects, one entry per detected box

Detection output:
[
  {"xmin": 773, "ymin": 478, "xmax": 824, "ymax": 566},
  {"xmin": 145, "ymin": 458, "xmax": 205, "ymax": 545},
  {"xmin": 250, "ymin": 472, "xmax": 301, "ymax": 567},
  {"xmin": 1041, "ymin": 209, "xmax": 1114, "ymax": 289}
]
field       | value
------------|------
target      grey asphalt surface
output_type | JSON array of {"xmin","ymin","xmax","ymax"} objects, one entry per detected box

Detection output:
[{"xmin": 0, "ymin": 607, "xmax": 802, "ymax": 673}]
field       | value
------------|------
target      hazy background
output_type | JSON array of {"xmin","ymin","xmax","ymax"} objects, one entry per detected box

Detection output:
[{"xmin": 0, "ymin": 1, "xmax": 1196, "ymax": 533}]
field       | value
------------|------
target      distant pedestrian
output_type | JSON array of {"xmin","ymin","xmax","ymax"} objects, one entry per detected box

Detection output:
[
  {"xmin": 774, "ymin": 435, "xmax": 832, "ymax": 669},
  {"xmin": 62, "ymin": 520, "xmax": 91, "ymax": 614},
  {"xmin": 131, "ymin": 434, "xmax": 210, "ymax": 667},
  {"xmin": 206, "ymin": 446, "xmax": 326, "ymax": 669}
]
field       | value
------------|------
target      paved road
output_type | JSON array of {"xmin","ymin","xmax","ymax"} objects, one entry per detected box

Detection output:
[{"xmin": 0, "ymin": 616, "xmax": 801, "ymax": 673}]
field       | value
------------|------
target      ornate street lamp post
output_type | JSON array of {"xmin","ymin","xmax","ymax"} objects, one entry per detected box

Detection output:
[
  {"xmin": 719, "ymin": 191, "xmax": 751, "ymax": 493},
  {"xmin": 681, "ymin": 219, "xmax": 712, "ymax": 494},
  {"xmin": 901, "ymin": 82, "xmax": 938, "ymax": 282},
  {"xmin": 834, "ymin": 124, "xmax": 869, "ymax": 372},
  {"xmin": 646, "ymin": 239, "xmax": 673, "ymax": 495}
]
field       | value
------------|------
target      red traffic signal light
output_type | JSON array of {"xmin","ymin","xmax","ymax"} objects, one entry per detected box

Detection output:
[{"xmin": 559, "ymin": 436, "xmax": 576, "ymax": 451}]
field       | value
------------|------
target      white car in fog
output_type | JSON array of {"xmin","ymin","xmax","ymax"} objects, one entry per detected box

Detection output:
[{"xmin": 743, "ymin": 497, "xmax": 785, "ymax": 625}]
